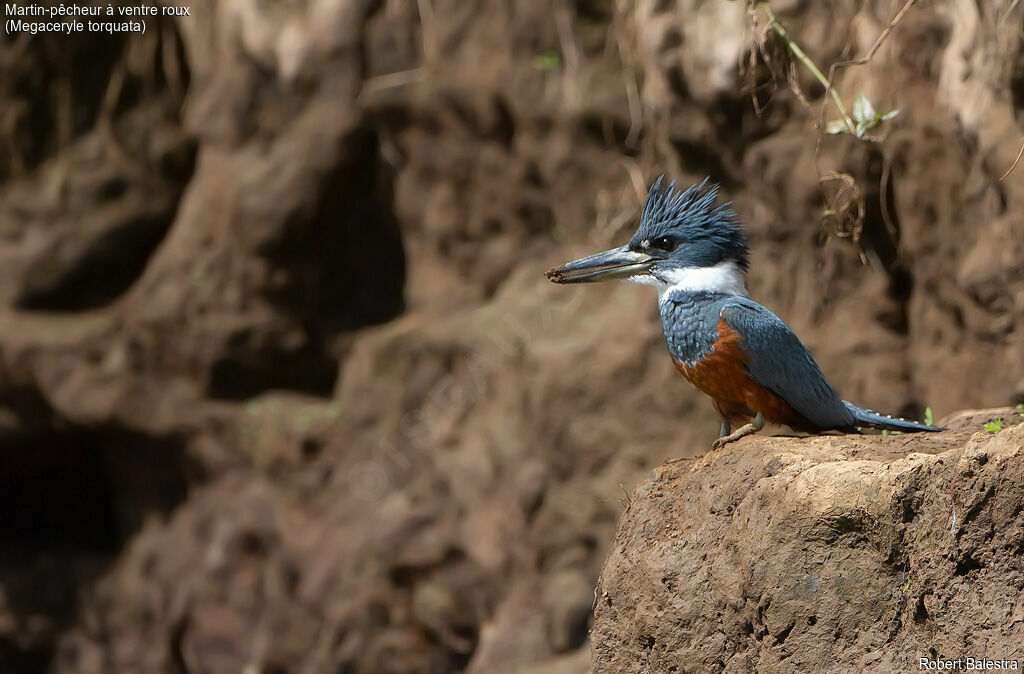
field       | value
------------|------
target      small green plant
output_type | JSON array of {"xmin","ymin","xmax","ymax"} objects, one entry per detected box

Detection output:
[
  {"xmin": 190, "ymin": 267, "xmax": 208, "ymax": 287},
  {"xmin": 531, "ymin": 50, "xmax": 560, "ymax": 72},
  {"xmin": 984, "ymin": 418, "xmax": 1004, "ymax": 433},
  {"xmin": 922, "ymin": 407, "xmax": 934, "ymax": 426},
  {"xmin": 759, "ymin": 5, "xmax": 900, "ymax": 142},
  {"xmin": 882, "ymin": 429, "xmax": 902, "ymax": 437},
  {"xmin": 1016, "ymin": 403, "xmax": 1023, "ymax": 419},
  {"xmin": 826, "ymin": 95, "xmax": 900, "ymax": 140}
]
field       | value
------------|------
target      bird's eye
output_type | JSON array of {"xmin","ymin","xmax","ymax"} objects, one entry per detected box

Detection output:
[{"xmin": 651, "ymin": 236, "xmax": 678, "ymax": 252}]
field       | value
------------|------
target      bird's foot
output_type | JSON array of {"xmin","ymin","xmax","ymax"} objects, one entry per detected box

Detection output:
[
  {"xmin": 712, "ymin": 424, "xmax": 756, "ymax": 449},
  {"xmin": 711, "ymin": 413, "xmax": 764, "ymax": 449}
]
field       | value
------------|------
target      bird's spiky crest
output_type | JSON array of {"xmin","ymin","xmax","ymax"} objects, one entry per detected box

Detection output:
[{"xmin": 634, "ymin": 176, "xmax": 749, "ymax": 270}]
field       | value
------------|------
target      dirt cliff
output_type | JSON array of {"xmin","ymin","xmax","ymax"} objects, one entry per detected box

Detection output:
[{"xmin": 593, "ymin": 409, "xmax": 1024, "ymax": 672}]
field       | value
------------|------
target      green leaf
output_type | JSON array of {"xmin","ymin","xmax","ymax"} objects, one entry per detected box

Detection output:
[
  {"xmin": 826, "ymin": 119, "xmax": 850, "ymax": 135},
  {"xmin": 984, "ymin": 418, "xmax": 1003, "ymax": 433},
  {"xmin": 852, "ymin": 95, "xmax": 876, "ymax": 124},
  {"xmin": 532, "ymin": 50, "xmax": 560, "ymax": 72},
  {"xmin": 923, "ymin": 407, "xmax": 933, "ymax": 426},
  {"xmin": 844, "ymin": 95, "xmax": 900, "ymax": 140}
]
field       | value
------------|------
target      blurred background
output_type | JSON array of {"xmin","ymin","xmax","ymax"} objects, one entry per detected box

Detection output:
[{"xmin": 0, "ymin": 0, "xmax": 1021, "ymax": 672}]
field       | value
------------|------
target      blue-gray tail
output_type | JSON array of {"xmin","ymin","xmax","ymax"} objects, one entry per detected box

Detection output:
[{"xmin": 843, "ymin": 402, "xmax": 942, "ymax": 433}]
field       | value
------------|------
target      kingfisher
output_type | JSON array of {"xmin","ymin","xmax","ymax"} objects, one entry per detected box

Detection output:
[{"xmin": 545, "ymin": 177, "xmax": 941, "ymax": 448}]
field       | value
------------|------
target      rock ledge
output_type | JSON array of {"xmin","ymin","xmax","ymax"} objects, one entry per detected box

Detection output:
[{"xmin": 592, "ymin": 409, "xmax": 1024, "ymax": 673}]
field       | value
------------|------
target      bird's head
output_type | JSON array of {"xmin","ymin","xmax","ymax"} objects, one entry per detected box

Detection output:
[{"xmin": 545, "ymin": 177, "xmax": 749, "ymax": 294}]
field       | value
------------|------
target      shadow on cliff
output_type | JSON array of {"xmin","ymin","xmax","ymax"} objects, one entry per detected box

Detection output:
[{"xmin": 0, "ymin": 388, "xmax": 191, "ymax": 671}]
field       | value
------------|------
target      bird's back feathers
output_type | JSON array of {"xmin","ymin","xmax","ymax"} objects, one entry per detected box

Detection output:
[{"xmin": 717, "ymin": 300, "xmax": 855, "ymax": 430}]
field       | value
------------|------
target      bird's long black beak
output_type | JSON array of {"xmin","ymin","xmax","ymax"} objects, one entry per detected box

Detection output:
[{"xmin": 545, "ymin": 245, "xmax": 656, "ymax": 284}]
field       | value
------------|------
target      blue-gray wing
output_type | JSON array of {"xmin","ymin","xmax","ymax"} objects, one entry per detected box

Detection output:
[{"xmin": 719, "ymin": 300, "xmax": 855, "ymax": 429}]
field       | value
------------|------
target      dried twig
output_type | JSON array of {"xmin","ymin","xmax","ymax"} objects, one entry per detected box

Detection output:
[
  {"xmin": 618, "ymin": 482, "xmax": 632, "ymax": 510},
  {"xmin": 821, "ymin": 0, "xmax": 918, "ymax": 114},
  {"xmin": 760, "ymin": 3, "xmax": 856, "ymax": 134},
  {"xmin": 816, "ymin": 0, "xmax": 917, "ymax": 143},
  {"xmin": 743, "ymin": 5, "xmax": 777, "ymax": 114},
  {"xmin": 806, "ymin": 0, "xmax": 917, "ymax": 242},
  {"xmin": 820, "ymin": 171, "xmax": 865, "ymax": 244},
  {"xmin": 357, "ymin": 68, "xmax": 425, "ymax": 102},
  {"xmin": 999, "ymin": 139, "xmax": 1024, "ymax": 181},
  {"xmin": 416, "ymin": 0, "xmax": 438, "ymax": 65}
]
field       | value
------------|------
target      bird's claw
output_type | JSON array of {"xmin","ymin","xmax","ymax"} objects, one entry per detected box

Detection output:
[
  {"xmin": 712, "ymin": 433, "xmax": 744, "ymax": 450},
  {"xmin": 711, "ymin": 413, "xmax": 765, "ymax": 450}
]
